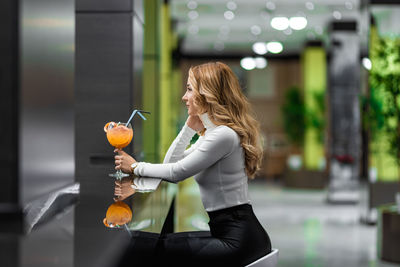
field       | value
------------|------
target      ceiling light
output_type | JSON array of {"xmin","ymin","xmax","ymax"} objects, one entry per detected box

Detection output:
[
  {"xmin": 345, "ymin": 1, "xmax": 353, "ymax": 10},
  {"xmin": 187, "ymin": 1, "xmax": 198, "ymax": 10},
  {"xmin": 266, "ymin": 1, "xmax": 276, "ymax": 11},
  {"xmin": 250, "ymin": 25, "xmax": 262, "ymax": 35},
  {"xmin": 333, "ymin": 11, "xmax": 342, "ymax": 20},
  {"xmin": 305, "ymin": 2, "xmax": 314, "ymax": 10},
  {"xmin": 252, "ymin": 42, "xmax": 267, "ymax": 55},
  {"xmin": 271, "ymin": 17, "xmax": 289, "ymax": 31},
  {"xmin": 240, "ymin": 57, "xmax": 256, "ymax": 70},
  {"xmin": 224, "ymin": 10, "xmax": 235, "ymax": 20},
  {"xmin": 188, "ymin": 24, "xmax": 199, "ymax": 35},
  {"xmin": 289, "ymin": 17, "xmax": 307, "ymax": 30},
  {"xmin": 362, "ymin": 57, "xmax": 372, "ymax": 70},
  {"xmin": 266, "ymin": 41, "xmax": 283, "ymax": 54},
  {"xmin": 227, "ymin": 1, "xmax": 237, "ymax": 11},
  {"xmin": 188, "ymin": 10, "xmax": 199, "ymax": 20},
  {"xmin": 255, "ymin": 57, "xmax": 267, "ymax": 69}
]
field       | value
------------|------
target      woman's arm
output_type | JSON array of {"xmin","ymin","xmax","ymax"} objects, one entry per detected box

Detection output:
[
  {"xmin": 163, "ymin": 123, "xmax": 196, "ymax": 163},
  {"xmin": 115, "ymin": 116, "xmax": 207, "ymax": 175},
  {"xmin": 134, "ymin": 127, "xmax": 236, "ymax": 182},
  {"xmin": 183, "ymin": 136, "xmax": 203, "ymax": 157},
  {"xmin": 163, "ymin": 115, "xmax": 204, "ymax": 163}
]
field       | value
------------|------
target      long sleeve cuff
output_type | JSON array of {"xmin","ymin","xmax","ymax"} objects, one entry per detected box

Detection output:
[
  {"xmin": 133, "ymin": 124, "xmax": 196, "ymax": 178},
  {"xmin": 162, "ymin": 123, "xmax": 197, "ymax": 164},
  {"xmin": 181, "ymin": 123, "xmax": 196, "ymax": 140}
]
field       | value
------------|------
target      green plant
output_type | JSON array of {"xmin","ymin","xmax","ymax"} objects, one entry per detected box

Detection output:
[
  {"xmin": 370, "ymin": 36, "xmax": 400, "ymax": 163},
  {"xmin": 281, "ymin": 86, "xmax": 306, "ymax": 146},
  {"xmin": 361, "ymin": 86, "xmax": 385, "ymax": 142},
  {"xmin": 306, "ymin": 91, "xmax": 325, "ymax": 144}
]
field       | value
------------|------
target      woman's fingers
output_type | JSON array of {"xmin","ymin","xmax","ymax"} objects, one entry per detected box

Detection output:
[
  {"xmin": 115, "ymin": 155, "xmax": 124, "ymax": 170},
  {"xmin": 115, "ymin": 149, "xmax": 127, "ymax": 156}
]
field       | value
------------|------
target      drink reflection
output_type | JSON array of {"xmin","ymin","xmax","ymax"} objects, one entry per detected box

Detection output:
[
  {"xmin": 114, "ymin": 177, "xmax": 136, "ymax": 201},
  {"xmin": 103, "ymin": 201, "xmax": 133, "ymax": 228}
]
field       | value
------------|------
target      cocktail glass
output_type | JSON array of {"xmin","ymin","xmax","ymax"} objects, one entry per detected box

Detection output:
[
  {"xmin": 103, "ymin": 201, "xmax": 133, "ymax": 229},
  {"xmin": 105, "ymin": 122, "xmax": 133, "ymax": 180}
]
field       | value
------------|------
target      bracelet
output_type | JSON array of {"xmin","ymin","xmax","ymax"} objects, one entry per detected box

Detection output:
[
  {"xmin": 130, "ymin": 178, "xmax": 138, "ymax": 189},
  {"xmin": 131, "ymin": 162, "xmax": 139, "ymax": 175}
]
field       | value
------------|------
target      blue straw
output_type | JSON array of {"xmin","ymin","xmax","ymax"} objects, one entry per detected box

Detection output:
[
  {"xmin": 137, "ymin": 111, "xmax": 147, "ymax": 121},
  {"xmin": 126, "ymin": 109, "xmax": 150, "ymax": 125},
  {"xmin": 126, "ymin": 110, "xmax": 138, "ymax": 125}
]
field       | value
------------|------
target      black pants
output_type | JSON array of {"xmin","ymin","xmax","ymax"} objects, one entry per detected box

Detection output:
[{"xmin": 118, "ymin": 204, "xmax": 271, "ymax": 267}]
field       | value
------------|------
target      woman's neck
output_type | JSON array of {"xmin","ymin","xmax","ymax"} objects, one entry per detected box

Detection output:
[{"xmin": 199, "ymin": 113, "xmax": 217, "ymax": 130}]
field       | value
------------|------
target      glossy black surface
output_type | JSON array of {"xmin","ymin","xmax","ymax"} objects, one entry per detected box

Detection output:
[
  {"xmin": 0, "ymin": 176, "xmax": 176, "ymax": 267},
  {"xmin": 0, "ymin": 0, "xmax": 19, "ymax": 205},
  {"xmin": 75, "ymin": 179, "xmax": 176, "ymax": 267}
]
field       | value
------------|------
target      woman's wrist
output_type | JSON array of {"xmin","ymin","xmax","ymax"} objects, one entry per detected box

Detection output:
[
  {"xmin": 130, "ymin": 177, "xmax": 138, "ymax": 189},
  {"xmin": 131, "ymin": 162, "xmax": 139, "ymax": 175}
]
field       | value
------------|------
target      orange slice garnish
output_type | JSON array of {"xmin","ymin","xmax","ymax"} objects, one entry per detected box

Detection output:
[{"xmin": 104, "ymin": 121, "xmax": 116, "ymax": 133}]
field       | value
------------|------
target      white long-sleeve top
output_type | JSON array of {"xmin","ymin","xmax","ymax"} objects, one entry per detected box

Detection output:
[{"xmin": 133, "ymin": 113, "xmax": 251, "ymax": 212}]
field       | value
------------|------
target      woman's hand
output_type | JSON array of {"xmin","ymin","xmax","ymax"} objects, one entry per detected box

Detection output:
[
  {"xmin": 186, "ymin": 115, "xmax": 204, "ymax": 132},
  {"xmin": 114, "ymin": 177, "xmax": 135, "ymax": 201},
  {"xmin": 114, "ymin": 149, "xmax": 136, "ymax": 174}
]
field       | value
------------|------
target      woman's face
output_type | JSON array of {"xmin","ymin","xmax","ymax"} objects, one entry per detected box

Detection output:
[{"xmin": 182, "ymin": 80, "xmax": 199, "ymax": 116}]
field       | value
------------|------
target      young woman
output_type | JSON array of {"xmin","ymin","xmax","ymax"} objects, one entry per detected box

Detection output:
[{"xmin": 114, "ymin": 62, "xmax": 272, "ymax": 266}]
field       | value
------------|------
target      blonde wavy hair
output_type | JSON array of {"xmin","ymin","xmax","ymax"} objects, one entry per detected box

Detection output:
[{"xmin": 188, "ymin": 62, "xmax": 263, "ymax": 178}]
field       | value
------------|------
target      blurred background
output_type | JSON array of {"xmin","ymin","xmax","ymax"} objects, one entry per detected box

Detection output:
[{"xmin": 1, "ymin": 0, "xmax": 400, "ymax": 266}]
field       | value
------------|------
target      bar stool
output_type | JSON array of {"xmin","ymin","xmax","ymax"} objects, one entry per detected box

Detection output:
[{"xmin": 245, "ymin": 249, "xmax": 279, "ymax": 267}]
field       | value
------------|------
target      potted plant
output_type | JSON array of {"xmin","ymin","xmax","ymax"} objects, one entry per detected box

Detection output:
[
  {"xmin": 281, "ymin": 86, "xmax": 305, "ymax": 170},
  {"xmin": 369, "ymin": 34, "xmax": 400, "ymax": 263},
  {"xmin": 281, "ymin": 86, "xmax": 327, "ymax": 188}
]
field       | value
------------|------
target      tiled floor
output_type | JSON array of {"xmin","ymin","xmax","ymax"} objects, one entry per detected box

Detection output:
[{"xmin": 248, "ymin": 180, "xmax": 399, "ymax": 267}]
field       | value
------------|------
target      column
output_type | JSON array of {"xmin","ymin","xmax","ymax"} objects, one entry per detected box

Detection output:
[
  {"xmin": 302, "ymin": 41, "xmax": 327, "ymax": 170},
  {"xmin": 327, "ymin": 21, "xmax": 361, "ymax": 203},
  {"xmin": 0, "ymin": 0, "xmax": 22, "ymax": 233},
  {"xmin": 159, "ymin": 0, "xmax": 174, "ymax": 156},
  {"xmin": 143, "ymin": 0, "xmax": 161, "ymax": 163},
  {"xmin": 74, "ymin": 0, "xmax": 143, "ymax": 266}
]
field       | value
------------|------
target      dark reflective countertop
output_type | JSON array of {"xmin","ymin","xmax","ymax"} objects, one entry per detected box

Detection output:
[{"xmin": 0, "ymin": 176, "xmax": 176, "ymax": 267}]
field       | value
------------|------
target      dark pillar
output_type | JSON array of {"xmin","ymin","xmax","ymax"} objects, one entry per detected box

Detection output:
[
  {"xmin": 0, "ymin": 1, "xmax": 21, "ymax": 266},
  {"xmin": 0, "ymin": 0, "xmax": 23, "ymax": 229},
  {"xmin": 74, "ymin": 0, "xmax": 143, "ymax": 266},
  {"xmin": 327, "ymin": 21, "xmax": 361, "ymax": 203}
]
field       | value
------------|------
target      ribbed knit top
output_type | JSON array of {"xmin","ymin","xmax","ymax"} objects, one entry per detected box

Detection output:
[{"xmin": 133, "ymin": 113, "xmax": 251, "ymax": 212}]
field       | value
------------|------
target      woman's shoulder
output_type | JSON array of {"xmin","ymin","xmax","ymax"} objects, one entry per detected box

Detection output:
[
  {"xmin": 203, "ymin": 126, "xmax": 240, "ymax": 152},
  {"xmin": 212, "ymin": 125, "xmax": 239, "ymax": 141}
]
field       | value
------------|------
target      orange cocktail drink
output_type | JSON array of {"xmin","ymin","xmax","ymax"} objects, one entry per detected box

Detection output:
[
  {"xmin": 104, "ymin": 122, "xmax": 133, "ymax": 179},
  {"xmin": 106, "ymin": 124, "xmax": 133, "ymax": 149}
]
